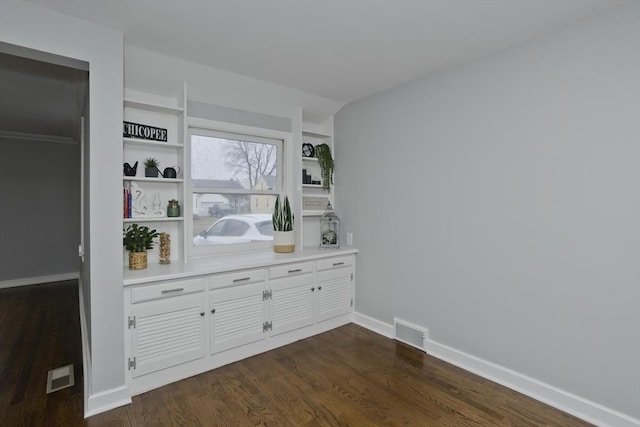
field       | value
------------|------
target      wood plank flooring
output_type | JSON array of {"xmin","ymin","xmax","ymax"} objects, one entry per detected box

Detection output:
[{"xmin": 1, "ymin": 281, "xmax": 592, "ymax": 426}]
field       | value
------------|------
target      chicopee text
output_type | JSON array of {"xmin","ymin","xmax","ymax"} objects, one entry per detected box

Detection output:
[{"xmin": 123, "ymin": 121, "xmax": 168, "ymax": 142}]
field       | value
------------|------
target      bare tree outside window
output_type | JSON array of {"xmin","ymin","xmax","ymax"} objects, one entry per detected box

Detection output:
[{"xmin": 225, "ymin": 140, "xmax": 277, "ymax": 189}]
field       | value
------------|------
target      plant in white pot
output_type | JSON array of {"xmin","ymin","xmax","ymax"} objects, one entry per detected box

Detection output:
[
  {"xmin": 272, "ymin": 195, "xmax": 295, "ymax": 253},
  {"xmin": 123, "ymin": 223, "xmax": 159, "ymax": 269}
]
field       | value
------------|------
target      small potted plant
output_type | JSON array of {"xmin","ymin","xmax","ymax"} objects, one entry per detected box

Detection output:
[
  {"xmin": 123, "ymin": 223, "xmax": 159, "ymax": 270},
  {"xmin": 144, "ymin": 157, "xmax": 160, "ymax": 178},
  {"xmin": 314, "ymin": 143, "xmax": 334, "ymax": 192},
  {"xmin": 272, "ymin": 195, "xmax": 295, "ymax": 253}
]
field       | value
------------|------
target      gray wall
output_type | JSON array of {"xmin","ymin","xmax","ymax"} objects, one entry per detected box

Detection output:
[
  {"xmin": 0, "ymin": 139, "xmax": 80, "ymax": 281},
  {"xmin": 335, "ymin": 3, "xmax": 639, "ymax": 419}
]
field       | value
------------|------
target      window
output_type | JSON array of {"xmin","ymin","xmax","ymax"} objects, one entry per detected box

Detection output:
[{"xmin": 188, "ymin": 125, "xmax": 284, "ymax": 255}]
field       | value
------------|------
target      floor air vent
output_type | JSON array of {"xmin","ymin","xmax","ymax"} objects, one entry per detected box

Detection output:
[
  {"xmin": 393, "ymin": 318, "xmax": 428, "ymax": 352},
  {"xmin": 46, "ymin": 364, "xmax": 74, "ymax": 394}
]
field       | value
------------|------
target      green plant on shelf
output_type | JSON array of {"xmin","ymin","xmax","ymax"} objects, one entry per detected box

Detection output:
[
  {"xmin": 123, "ymin": 223, "xmax": 159, "ymax": 252},
  {"xmin": 272, "ymin": 195, "xmax": 294, "ymax": 232},
  {"xmin": 314, "ymin": 143, "xmax": 333, "ymax": 192}
]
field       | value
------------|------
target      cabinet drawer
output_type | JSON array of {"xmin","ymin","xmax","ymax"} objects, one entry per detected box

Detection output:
[
  {"xmin": 316, "ymin": 256, "xmax": 354, "ymax": 272},
  {"xmin": 131, "ymin": 278, "xmax": 204, "ymax": 304},
  {"xmin": 210, "ymin": 268, "xmax": 266, "ymax": 289},
  {"xmin": 269, "ymin": 262, "xmax": 314, "ymax": 279}
]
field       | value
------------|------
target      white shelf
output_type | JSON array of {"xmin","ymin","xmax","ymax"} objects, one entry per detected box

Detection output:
[
  {"xmin": 302, "ymin": 123, "xmax": 331, "ymax": 139},
  {"xmin": 123, "ymin": 177, "xmax": 183, "ymax": 183},
  {"xmin": 124, "ymin": 217, "xmax": 184, "ymax": 223},
  {"xmin": 302, "ymin": 211, "xmax": 324, "ymax": 217},
  {"xmin": 302, "ymin": 157, "xmax": 318, "ymax": 162},
  {"xmin": 124, "ymin": 99, "xmax": 184, "ymax": 115},
  {"xmin": 123, "ymin": 137, "xmax": 183, "ymax": 149},
  {"xmin": 302, "ymin": 184, "xmax": 323, "ymax": 188}
]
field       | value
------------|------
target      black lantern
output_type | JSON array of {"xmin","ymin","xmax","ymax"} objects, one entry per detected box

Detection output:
[{"xmin": 320, "ymin": 202, "xmax": 340, "ymax": 249}]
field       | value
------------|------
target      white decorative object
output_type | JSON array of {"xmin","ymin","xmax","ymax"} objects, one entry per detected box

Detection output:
[
  {"xmin": 131, "ymin": 182, "xmax": 165, "ymax": 218},
  {"xmin": 153, "ymin": 192, "xmax": 161, "ymax": 211}
]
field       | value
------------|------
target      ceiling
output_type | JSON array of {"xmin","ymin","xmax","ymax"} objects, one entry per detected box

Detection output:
[{"xmin": 22, "ymin": 0, "xmax": 629, "ymax": 104}]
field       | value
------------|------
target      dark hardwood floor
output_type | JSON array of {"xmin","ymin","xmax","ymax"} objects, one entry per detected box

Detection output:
[{"xmin": 1, "ymin": 281, "xmax": 591, "ymax": 426}]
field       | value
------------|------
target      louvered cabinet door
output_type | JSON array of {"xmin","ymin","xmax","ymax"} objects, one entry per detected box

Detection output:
[
  {"xmin": 316, "ymin": 267, "xmax": 353, "ymax": 323},
  {"xmin": 130, "ymin": 293, "xmax": 205, "ymax": 378},
  {"xmin": 270, "ymin": 274, "xmax": 315, "ymax": 337},
  {"xmin": 210, "ymin": 282, "xmax": 266, "ymax": 354}
]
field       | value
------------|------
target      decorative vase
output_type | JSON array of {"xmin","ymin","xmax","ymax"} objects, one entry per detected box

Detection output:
[
  {"xmin": 145, "ymin": 167, "xmax": 158, "ymax": 178},
  {"xmin": 159, "ymin": 233, "xmax": 170, "ymax": 264},
  {"xmin": 128, "ymin": 251, "xmax": 148, "ymax": 270},
  {"xmin": 273, "ymin": 231, "xmax": 295, "ymax": 253}
]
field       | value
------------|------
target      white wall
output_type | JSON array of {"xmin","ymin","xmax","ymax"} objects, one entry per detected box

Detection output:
[
  {"xmin": 125, "ymin": 45, "xmax": 343, "ymax": 125},
  {"xmin": 336, "ymin": 3, "xmax": 639, "ymax": 423},
  {"xmin": 0, "ymin": 0, "xmax": 126, "ymax": 414},
  {"xmin": 0, "ymin": 139, "xmax": 80, "ymax": 281}
]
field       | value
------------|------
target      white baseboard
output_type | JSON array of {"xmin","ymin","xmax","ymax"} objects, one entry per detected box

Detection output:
[
  {"xmin": 77, "ymin": 278, "xmax": 93, "ymax": 418},
  {"xmin": 352, "ymin": 311, "xmax": 393, "ymax": 338},
  {"xmin": 0, "ymin": 272, "xmax": 79, "ymax": 289},
  {"xmin": 85, "ymin": 385, "xmax": 131, "ymax": 418},
  {"xmin": 353, "ymin": 311, "xmax": 640, "ymax": 427}
]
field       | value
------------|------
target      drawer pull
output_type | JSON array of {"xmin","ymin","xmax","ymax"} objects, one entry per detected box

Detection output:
[
  {"xmin": 232, "ymin": 277, "xmax": 251, "ymax": 283},
  {"xmin": 332, "ymin": 262, "xmax": 345, "ymax": 266},
  {"xmin": 311, "ymin": 287, "xmax": 315, "ymax": 292},
  {"xmin": 288, "ymin": 268, "xmax": 302, "ymax": 273},
  {"xmin": 161, "ymin": 287, "xmax": 184, "ymax": 294},
  {"xmin": 318, "ymin": 286, "xmax": 322, "ymax": 290},
  {"xmin": 200, "ymin": 312, "xmax": 205, "ymax": 317},
  {"xmin": 211, "ymin": 308, "xmax": 216, "ymax": 314}
]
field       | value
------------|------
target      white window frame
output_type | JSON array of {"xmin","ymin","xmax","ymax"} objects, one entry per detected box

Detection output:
[{"xmin": 186, "ymin": 117, "xmax": 292, "ymax": 258}]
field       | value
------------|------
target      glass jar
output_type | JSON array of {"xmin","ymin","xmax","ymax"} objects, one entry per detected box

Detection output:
[{"xmin": 167, "ymin": 199, "xmax": 181, "ymax": 217}]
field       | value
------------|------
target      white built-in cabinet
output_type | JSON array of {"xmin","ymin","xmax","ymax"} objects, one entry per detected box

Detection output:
[
  {"xmin": 124, "ymin": 253, "xmax": 355, "ymax": 395},
  {"xmin": 209, "ymin": 270, "xmax": 267, "ymax": 354},
  {"xmin": 127, "ymin": 277, "xmax": 206, "ymax": 377}
]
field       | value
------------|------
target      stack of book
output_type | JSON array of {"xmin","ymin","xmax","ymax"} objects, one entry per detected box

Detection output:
[{"xmin": 123, "ymin": 185, "xmax": 132, "ymax": 218}]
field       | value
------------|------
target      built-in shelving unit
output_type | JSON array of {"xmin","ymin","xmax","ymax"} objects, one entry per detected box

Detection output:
[
  {"xmin": 123, "ymin": 85, "xmax": 187, "ymax": 266},
  {"xmin": 300, "ymin": 119, "xmax": 334, "ymax": 245}
]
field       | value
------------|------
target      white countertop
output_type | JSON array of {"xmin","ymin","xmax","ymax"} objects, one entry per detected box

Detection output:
[{"xmin": 123, "ymin": 246, "xmax": 358, "ymax": 286}]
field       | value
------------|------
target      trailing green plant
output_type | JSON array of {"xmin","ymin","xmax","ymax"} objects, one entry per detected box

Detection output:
[
  {"xmin": 314, "ymin": 143, "xmax": 333, "ymax": 192},
  {"xmin": 272, "ymin": 195, "xmax": 294, "ymax": 232},
  {"xmin": 123, "ymin": 223, "xmax": 160, "ymax": 252},
  {"xmin": 143, "ymin": 157, "xmax": 159, "ymax": 168}
]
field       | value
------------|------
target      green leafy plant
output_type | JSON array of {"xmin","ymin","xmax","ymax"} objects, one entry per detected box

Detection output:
[
  {"xmin": 143, "ymin": 157, "xmax": 159, "ymax": 168},
  {"xmin": 123, "ymin": 223, "xmax": 159, "ymax": 252},
  {"xmin": 314, "ymin": 143, "xmax": 334, "ymax": 192},
  {"xmin": 272, "ymin": 195, "xmax": 294, "ymax": 232}
]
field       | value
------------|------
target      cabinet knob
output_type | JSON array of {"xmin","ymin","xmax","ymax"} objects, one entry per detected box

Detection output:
[
  {"xmin": 318, "ymin": 286, "xmax": 322, "ymax": 290},
  {"xmin": 211, "ymin": 308, "xmax": 216, "ymax": 314},
  {"xmin": 311, "ymin": 287, "xmax": 315, "ymax": 292},
  {"xmin": 200, "ymin": 312, "xmax": 205, "ymax": 317}
]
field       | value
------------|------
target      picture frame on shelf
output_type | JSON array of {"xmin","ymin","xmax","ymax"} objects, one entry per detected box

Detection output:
[{"xmin": 303, "ymin": 195, "xmax": 330, "ymax": 213}]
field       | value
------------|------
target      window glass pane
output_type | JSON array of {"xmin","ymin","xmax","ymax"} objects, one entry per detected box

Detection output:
[
  {"xmin": 191, "ymin": 134, "xmax": 278, "ymax": 191},
  {"xmin": 189, "ymin": 128, "xmax": 282, "ymax": 252}
]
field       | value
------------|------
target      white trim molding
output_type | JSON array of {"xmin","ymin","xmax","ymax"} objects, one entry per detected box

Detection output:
[
  {"xmin": 352, "ymin": 311, "xmax": 393, "ymax": 338},
  {"xmin": 352, "ymin": 312, "xmax": 640, "ymax": 427},
  {"xmin": 0, "ymin": 272, "xmax": 79, "ymax": 289},
  {"xmin": 85, "ymin": 386, "xmax": 131, "ymax": 418}
]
